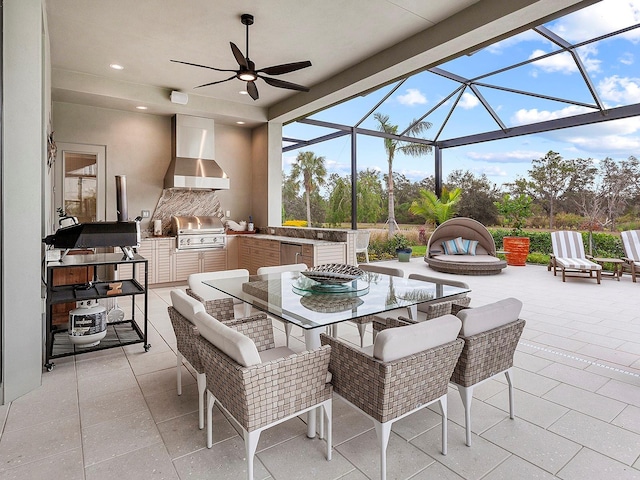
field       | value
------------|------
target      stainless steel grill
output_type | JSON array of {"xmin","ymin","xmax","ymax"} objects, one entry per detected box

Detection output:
[{"xmin": 171, "ymin": 215, "xmax": 226, "ymax": 250}]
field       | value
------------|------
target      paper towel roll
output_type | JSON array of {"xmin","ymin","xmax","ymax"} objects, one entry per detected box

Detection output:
[{"xmin": 153, "ymin": 219, "xmax": 162, "ymax": 236}]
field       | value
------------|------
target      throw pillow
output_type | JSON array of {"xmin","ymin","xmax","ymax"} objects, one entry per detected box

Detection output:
[
  {"xmin": 466, "ymin": 239, "xmax": 479, "ymax": 256},
  {"xmin": 442, "ymin": 237, "xmax": 467, "ymax": 255}
]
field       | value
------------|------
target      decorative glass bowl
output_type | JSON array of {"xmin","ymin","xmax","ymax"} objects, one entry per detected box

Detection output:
[{"xmin": 300, "ymin": 264, "xmax": 364, "ymax": 285}]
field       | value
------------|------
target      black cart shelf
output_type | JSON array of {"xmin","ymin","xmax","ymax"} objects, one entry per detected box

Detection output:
[{"xmin": 45, "ymin": 253, "xmax": 150, "ymax": 371}]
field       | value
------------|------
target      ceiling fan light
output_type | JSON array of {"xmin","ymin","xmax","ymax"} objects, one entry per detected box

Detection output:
[{"xmin": 238, "ymin": 72, "xmax": 257, "ymax": 81}]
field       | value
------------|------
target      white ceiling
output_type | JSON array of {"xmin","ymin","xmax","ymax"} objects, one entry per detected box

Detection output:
[{"xmin": 46, "ymin": 0, "xmax": 596, "ymax": 126}]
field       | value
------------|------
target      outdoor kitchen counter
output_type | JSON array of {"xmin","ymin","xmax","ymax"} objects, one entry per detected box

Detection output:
[{"xmin": 247, "ymin": 234, "xmax": 340, "ymax": 246}]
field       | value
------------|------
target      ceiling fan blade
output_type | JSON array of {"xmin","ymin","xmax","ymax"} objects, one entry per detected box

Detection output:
[
  {"xmin": 260, "ymin": 76, "xmax": 310, "ymax": 92},
  {"xmin": 194, "ymin": 75, "xmax": 236, "ymax": 89},
  {"xmin": 170, "ymin": 59, "xmax": 236, "ymax": 73},
  {"xmin": 247, "ymin": 81, "xmax": 259, "ymax": 100},
  {"xmin": 258, "ymin": 61, "xmax": 312, "ymax": 76},
  {"xmin": 230, "ymin": 42, "xmax": 248, "ymax": 69}
]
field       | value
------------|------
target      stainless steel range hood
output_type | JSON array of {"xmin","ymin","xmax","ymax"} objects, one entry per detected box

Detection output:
[{"xmin": 164, "ymin": 114, "xmax": 230, "ymax": 190}]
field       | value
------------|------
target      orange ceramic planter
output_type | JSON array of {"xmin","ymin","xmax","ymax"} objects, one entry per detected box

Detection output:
[{"xmin": 503, "ymin": 236, "xmax": 529, "ymax": 266}]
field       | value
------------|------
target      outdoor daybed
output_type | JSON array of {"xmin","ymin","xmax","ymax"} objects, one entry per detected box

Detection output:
[{"xmin": 424, "ymin": 217, "xmax": 507, "ymax": 275}]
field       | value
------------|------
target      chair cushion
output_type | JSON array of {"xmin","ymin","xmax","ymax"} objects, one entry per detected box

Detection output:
[
  {"xmin": 373, "ymin": 314, "xmax": 462, "ymax": 362},
  {"xmin": 193, "ymin": 311, "xmax": 261, "ymax": 367},
  {"xmin": 188, "ymin": 269, "xmax": 249, "ymax": 301},
  {"xmin": 170, "ymin": 289, "xmax": 205, "ymax": 325},
  {"xmin": 258, "ymin": 346, "xmax": 296, "ymax": 363},
  {"xmin": 554, "ymin": 257, "xmax": 601, "ymax": 270},
  {"xmin": 457, "ymin": 298, "xmax": 523, "ymax": 337},
  {"xmin": 433, "ymin": 254, "xmax": 502, "ymax": 263}
]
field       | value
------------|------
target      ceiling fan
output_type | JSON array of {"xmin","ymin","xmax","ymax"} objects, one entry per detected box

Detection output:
[{"xmin": 171, "ymin": 13, "xmax": 312, "ymax": 101}]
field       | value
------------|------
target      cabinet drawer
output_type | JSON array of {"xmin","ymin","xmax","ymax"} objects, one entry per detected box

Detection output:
[{"xmin": 302, "ymin": 245, "xmax": 314, "ymax": 257}]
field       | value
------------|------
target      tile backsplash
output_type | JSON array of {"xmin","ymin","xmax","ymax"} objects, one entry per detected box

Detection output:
[{"xmin": 150, "ymin": 189, "xmax": 223, "ymax": 235}]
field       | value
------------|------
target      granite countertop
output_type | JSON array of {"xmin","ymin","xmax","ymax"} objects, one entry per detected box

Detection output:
[
  {"xmin": 248, "ymin": 234, "xmax": 343, "ymax": 246},
  {"xmin": 141, "ymin": 234, "xmax": 176, "ymax": 240}
]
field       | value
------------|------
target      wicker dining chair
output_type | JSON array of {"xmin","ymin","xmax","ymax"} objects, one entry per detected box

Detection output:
[
  {"xmin": 346, "ymin": 264, "xmax": 405, "ymax": 347},
  {"xmin": 169, "ymin": 289, "xmax": 268, "ymax": 430},
  {"xmin": 452, "ymin": 298, "xmax": 525, "ymax": 446},
  {"xmin": 321, "ymin": 315, "xmax": 464, "ymax": 480},
  {"xmin": 188, "ymin": 269, "xmax": 252, "ymax": 318},
  {"xmin": 194, "ymin": 310, "xmax": 332, "ymax": 480},
  {"xmin": 257, "ymin": 263, "xmax": 308, "ymax": 346},
  {"xmin": 167, "ymin": 289, "xmax": 208, "ymax": 430}
]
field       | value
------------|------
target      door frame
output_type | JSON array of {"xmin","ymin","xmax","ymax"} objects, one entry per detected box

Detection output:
[{"xmin": 55, "ymin": 143, "xmax": 106, "ymax": 223}]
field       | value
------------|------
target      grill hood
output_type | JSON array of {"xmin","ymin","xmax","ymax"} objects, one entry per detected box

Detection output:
[{"xmin": 164, "ymin": 114, "xmax": 230, "ymax": 190}]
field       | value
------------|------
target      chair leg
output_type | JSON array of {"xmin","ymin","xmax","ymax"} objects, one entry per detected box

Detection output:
[
  {"xmin": 505, "ymin": 368, "xmax": 515, "ymax": 420},
  {"xmin": 323, "ymin": 399, "xmax": 333, "ymax": 461},
  {"xmin": 365, "ymin": 250, "xmax": 369, "ymax": 263},
  {"xmin": 374, "ymin": 420, "xmax": 392, "ymax": 480},
  {"xmin": 206, "ymin": 390, "xmax": 215, "ymax": 448},
  {"xmin": 318, "ymin": 406, "xmax": 324, "ymax": 440},
  {"xmin": 283, "ymin": 321, "xmax": 292, "ymax": 347},
  {"xmin": 197, "ymin": 372, "xmax": 206, "ymax": 430},
  {"xmin": 243, "ymin": 303, "xmax": 252, "ymax": 317},
  {"xmin": 438, "ymin": 394, "xmax": 448, "ymax": 455},
  {"xmin": 458, "ymin": 385, "xmax": 473, "ymax": 447},
  {"xmin": 244, "ymin": 429, "xmax": 261, "ymax": 480},
  {"xmin": 176, "ymin": 351, "xmax": 182, "ymax": 395},
  {"xmin": 596, "ymin": 270, "xmax": 601, "ymax": 284},
  {"xmin": 357, "ymin": 322, "xmax": 367, "ymax": 348}
]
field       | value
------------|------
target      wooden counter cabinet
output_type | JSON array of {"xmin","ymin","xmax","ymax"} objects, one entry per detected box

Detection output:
[{"xmin": 45, "ymin": 253, "xmax": 150, "ymax": 371}]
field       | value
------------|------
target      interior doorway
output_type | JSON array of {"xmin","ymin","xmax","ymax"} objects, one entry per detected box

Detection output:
[{"xmin": 55, "ymin": 143, "xmax": 106, "ymax": 225}]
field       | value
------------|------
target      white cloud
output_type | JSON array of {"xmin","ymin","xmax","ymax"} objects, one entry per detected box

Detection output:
[
  {"xmin": 543, "ymin": 116, "xmax": 640, "ymax": 145},
  {"xmin": 282, "ymin": 155, "xmax": 297, "ymax": 166},
  {"xmin": 397, "ymin": 88, "xmax": 427, "ymax": 106},
  {"xmin": 620, "ymin": 52, "xmax": 634, "ymax": 65},
  {"xmin": 457, "ymin": 92, "xmax": 479, "ymax": 109},
  {"xmin": 466, "ymin": 150, "xmax": 544, "ymax": 164},
  {"xmin": 477, "ymin": 165, "xmax": 508, "ymax": 177},
  {"xmin": 511, "ymin": 105, "xmax": 591, "ymax": 125},
  {"xmin": 550, "ymin": 1, "xmax": 640, "ymax": 44},
  {"xmin": 598, "ymin": 75, "xmax": 640, "ymax": 104},
  {"xmin": 485, "ymin": 30, "xmax": 542, "ymax": 54},
  {"xmin": 528, "ymin": 45, "xmax": 600, "ymax": 75},
  {"xmin": 560, "ymin": 133, "xmax": 640, "ymax": 152}
]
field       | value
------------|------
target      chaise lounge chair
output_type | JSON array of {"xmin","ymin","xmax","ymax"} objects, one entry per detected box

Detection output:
[
  {"xmin": 621, "ymin": 230, "xmax": 640, "ymax": 282},
  {"xmin": 549, "ymin": 231, "xmax": 601, "ymax": 284},
  {"xmin": 424, "ymin": 217, "xmax": 507, "ymax": 275}
]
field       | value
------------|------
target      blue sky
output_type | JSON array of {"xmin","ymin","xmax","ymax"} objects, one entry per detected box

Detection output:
[{"xmin": 283, "ymin": 0, "xmax": 640, "ymax": 190}]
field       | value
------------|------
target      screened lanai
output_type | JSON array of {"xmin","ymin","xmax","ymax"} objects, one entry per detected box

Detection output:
[{"xmin": 282, "ymin": 0, "xmax": 640, "ymax": 229}]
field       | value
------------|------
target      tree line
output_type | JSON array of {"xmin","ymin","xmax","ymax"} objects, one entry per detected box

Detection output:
[{"xmin": 284, "ymin": 149, "xmax": 640, "ymax": 232}]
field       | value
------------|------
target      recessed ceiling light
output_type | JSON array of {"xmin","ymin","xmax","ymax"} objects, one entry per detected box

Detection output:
[
  {"xmin": 136, "ymin": 106, "xmax": 148, "ymax": 110},
  {"xmin": 110, "ymin": 63, "xmax": 124, "ymax": 70},
  {"xmin": 236, "ymin": 121, "xmax": 245, "ymax": 125},
  {"xmin": 239, "ymin": 90, "xmax": 248, "ymax": 95}
]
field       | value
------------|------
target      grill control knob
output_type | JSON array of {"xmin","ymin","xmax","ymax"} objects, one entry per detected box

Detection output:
[
  {"xmin": 200, "ymin": 238, "xmax": 205, "ymax": 243},
  {"xmin": 186, "ymin": 238, "xmax": 191, "ymax": 245}
]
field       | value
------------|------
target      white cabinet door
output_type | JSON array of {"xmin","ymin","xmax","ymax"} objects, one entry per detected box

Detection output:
[{"xmin": 174, "ymin": 251, "xmax": 201, "ymax": 282}]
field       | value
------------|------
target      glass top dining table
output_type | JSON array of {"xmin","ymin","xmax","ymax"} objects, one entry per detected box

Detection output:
[{"xmin": 203, "ymin": 269, "xmax": 470, "ymax": 349}]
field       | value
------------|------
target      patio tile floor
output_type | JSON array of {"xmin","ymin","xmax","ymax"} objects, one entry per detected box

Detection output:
[{"xmin": 1, "ymin": 260, "xmax": 639, "ymax": 479}]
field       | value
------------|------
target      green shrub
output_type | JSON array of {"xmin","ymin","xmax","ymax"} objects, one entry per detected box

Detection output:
[
  {"xmin": 587, "ymin": 232, "xmax": 623, "ymax": 257},
  {"xmin": 526, "ymin": 252, "xmax": 550, "ymax": 265}
]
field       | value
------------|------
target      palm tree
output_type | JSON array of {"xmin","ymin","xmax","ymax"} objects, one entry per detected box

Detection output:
[
  {"xmin": 409, "ymin": 187, "xmax": 462, "ymax": 226},
  {"xmin": 289, "ymin": 151, "xmax": 327, "ymax": 226},
  {"xmin": 373, "ymin": 113, "xmax": 432, "ymax": 237}
]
